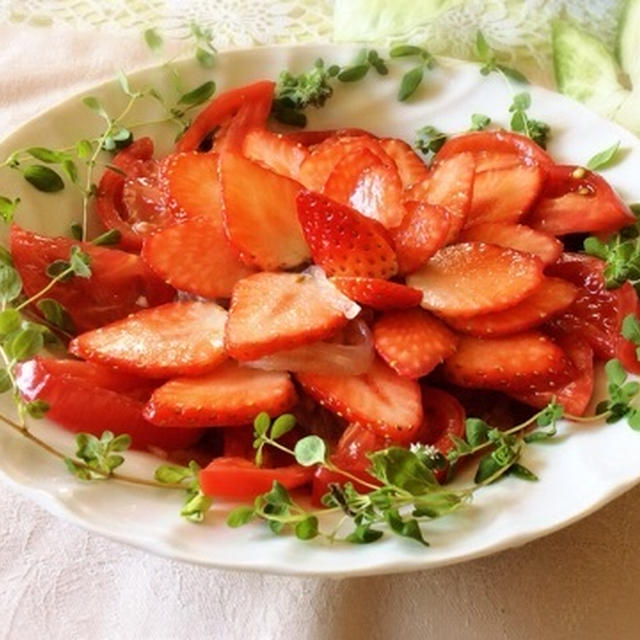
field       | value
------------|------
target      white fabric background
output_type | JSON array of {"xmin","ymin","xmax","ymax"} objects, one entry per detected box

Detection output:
[{"xmin": 2, "ymin": 24, "xmax": 640, "ymax": 640}]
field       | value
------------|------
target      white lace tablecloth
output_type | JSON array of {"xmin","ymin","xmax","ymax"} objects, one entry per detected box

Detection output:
[{"xmin": 2, "ymin": 17, "xmax": 640, "ymax": 640}]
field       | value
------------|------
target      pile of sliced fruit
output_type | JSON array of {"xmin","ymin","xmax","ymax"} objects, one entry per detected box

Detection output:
[{"xmin": 11, "ymin": 80, "xmax": 640, "ymax": 500}]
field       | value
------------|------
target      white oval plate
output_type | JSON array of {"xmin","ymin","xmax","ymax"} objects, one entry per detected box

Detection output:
[{"xmin": 1, "ymin": 44, "xmax": 640, "ymax": 577}]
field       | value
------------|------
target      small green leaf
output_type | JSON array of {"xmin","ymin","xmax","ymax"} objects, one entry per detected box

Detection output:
[
  {"xmin": 475, "ymin": 30, "xmax": 491, "ymax": 61},
  {"xmin": 622, "ymin": 314, "xmax": 640, "ymax": 345},
  {"xmin": 144, "ymin": 27, "xmax": 163, "ymax": 52},
  {"xmin": 45, "ymin": 259, "xmax": 71, "ymax": 280},
  {"xmin": 294, "ymin": 435, "xmax": 326, "ymax": 466},
  {"xmin": 36, "ymin": 299, "xmax": 74, "ymax": 332},
  {"xmin": 82, "ymin": 96, "xmax": 109, "ymax": 120},
  {"xmin": 496, "ymin": 64, "xmax": 529, "ymax": 84},
  {"xmin": 5, "ymin": 327, "xmax": 44, "ymax": 361},
  {"xmin": 195, "ymin": 47, "xmax": 216, "ymax": 68},
  {"xmin": 470, "ymin": 113, "xmax": 491, "ymax": 131},
  {"xmin": 337, "ymin": 65, "xmax": 370, "ymax": 82},
  {"xmin": 253, "ymin": 412, "xmax": 271, "ymax": 437},
  {"xmin": 0, "ymin": 196, "xmax": 19, "ymax": 223},
  {"xmin": 61, "ymin": 159, "xmax": 78, "ymax": 183},
  {"xmin": 398, "ymin": 66, "xmax": 424, "ymax": 101},
  {"xmin": 627, "ymin": 409, "xmax": 640, "ymax": 430},
  {"xmin": 25, "ymin": 147, "xmax": 67, "ymax": 164},
  {"xmin": 69, "ymin": 246, "xmax": 92, "ymax": 278},
  {"xmin": 270, "ymin": 413, "xmax": 296, "ymax": 440},
  {"xmin": 508, "ymin": 463, "xmax": 538, "ymax": 482},
  {"xmin": 180, "ymin": 492, "xmax": 212, "ymax": 523},
  {"xmin": 64, "ymin": 457, "xmax": 92, "ymax": 481},
  {"xmin": 264, "ymin": 481, "xmax": 291, "ymax": 506},
  {"xmin": 605, "ymin": 358, "xmax": 626, "ymax": 387},
  {"xmin": 0, "ymin": 247, "xmax": 11, "ymax": 266},
  {"xmin": 295, "ymin": 516, "xmax": 319, "ymax": 540},
  {"xmin": 389, "ymin": 45, "xmax": 424, "ymax": 58},
  {"xmin": 178, "ymin": 81, "xmax": 216, "ymax": 106},
  {"xmin": 346, "ymin": 524, "xmax": 384, "ymax": 544},
  {"xmin": 110, "ymin": 434, "xmax": 131, "ymax": 451},
  {"xmin": 70, "ymin": 222, "xmax": 83, "ymax": 241},
  {"xmin": 154, "ymin": 464, "xmax": 193, "ymax": 484},
  {"xmin": 415, "ymin": 125, "xmax": 447, "ymax": 155},
  {"xmin": 474, "ymin": 454, "xmax": 506, "ymax": 484},
  {"xmin": 586, "ymin": 141, "xmax": 621, "ymax": 171},
  {"xmin": 75, "ymin": 139, "xmax": 93, "ymax": 159},
  {"xmin": 465, "ymin": 418, "xmax": 489, "ymax": 447},
  {"xmin": 91, "ymin": 229, "xmax": 121, "ymax": 246},
  {"xmin": 510, "ymin": 92, "xmax": 531, "ymax": 111},
  {"xmin": 23, "ymin": 165, "xmax": 65, "ymax": 193},
  {"xmin": 369, "ymin": 447, "xmax": 437, "ymax": 495},
  {"xmin": 0, "ymin": 265, "xmax": 22, "ymax": 303},
  {"xmin": 0, "ymin": 308, "xmax": 21, "ymax": 335},
  {"xmin": 117, "ymin": 69, "xmax": 134, "ymax": 97},
  {"xmin": 25, "ymin": 399, "xmax": 49, "ymax": 419},
  {"xmin": 226, "ymin": 506, "xmax": 255, "ymax": 528}
]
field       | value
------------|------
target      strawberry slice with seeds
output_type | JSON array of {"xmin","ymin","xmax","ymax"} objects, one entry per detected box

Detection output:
[
  {"xmin": 226, "ymin": 272, "xmax": 351, "ymax": 361},
  {"xmin": 69, "ymin": 301, "xmax": 228, "ymax": 378},
  {"xmin": 379, "ymin": 138, "xmax": 430, "ymax": 188},
  {"xmin": 242, "ymin": 128, "xmax": 309, "ymax": 180},
  {"xmin": 296, "ymin": 191, "xmax": 398, "ymax": 279},
  {"xmin": 459, "ymin": 222, "xmax": 563, "ymax": 265},
  {"xmin": 144, "ymin": 362, "xmax": 297, "ymax": 427},
  {"xmin": 443, "ymin": 331, "xmax": 574, "ymax": 392},
  {"xmin": 323, "ymin": 148, "xmax": 381, "ymax": 203},
  {"xmin": 162, "ymin": 152, "xmax": 222, "ymax": 224},
  {"xmin": 349, "ymin": 163, "xmax": 406, "ymax": 229},
  {"xmin": 220, "ymin": 152, "xmax": 309, "ymax": 270},
  {"xmin": 296, "ymin": 357, "xmax": 423, "ymax": 441},
  {"xmin": 142, "ymin": 217, "xmax": 255, "ymax": 299},
  {"xmin": 390, "ymin": 201, "xmax": 450, "ymax": 274},
  {"xmin": 511, "ymin": 334, "xmax": 594, "ymax": 416},
  {"xmin": 330, "ymin": 277, "xmax": 422, "ymax": 310},
  {"xmin": 466, "ymin": 164, "xmax": 545, "ymax": 226},
  {"xmin": 407, "ymin": 242, "xmax": 544, "ymax": 318},
  {"xmin": 373, "ymin": 308, "xmax": 458, "ymax": 378},
  {"xmin": 443, "ymin": 277, "xmax": 579, "ymax": 337},
  {"xmin": 424, "ymin": 152, "xmax": 475, "ymax": 244}
]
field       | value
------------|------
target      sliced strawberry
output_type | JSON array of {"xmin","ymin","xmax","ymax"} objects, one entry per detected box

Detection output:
[
  {"xmin": 141, "ymin": 218, "xmax": 254, "ymax": 299},
  {"xmin": 373, "ymin": 308, "xmax": 458, "ymax": 378},
  {"xmin": 284, "ymin": 128, "xmax": 373, "ymax": 146},
  {"xmin": 379, "ymin": 138, "xmax": 430, "ymax": 188},
  {"xmin": 459, "ymin": 222, "xmax": 563, "ymax": 265},
  {"xmin": 161, "ymin": 152, "xmax": 222, "ymax": 224},
  {"xmin": 511, "ymin": 334, "xmax": 594, "ymax": 416},
  {"xmin": 444, "ymin": 277, "xmax": 578, "ymax": 337},
  {"xmin": 242, "ymin": 128, "xmax": 309, "ymax": 180},
  {"xmin": 407, "ymin": 242, "xmax": 544, "ymax": 318},
  {"xmin": 390, "ymin": 202, "xmax": 450, "ymax": 274},
  {"xmin": 466, "ymin": 164, "xmax": 545, "ymax": 226},
  {"xmin": 443, "ymin": 331, "xmax": 574, "ymax": 392},
  {"xmin": 296, "ymin": 191, "xmax": 398, "ymax": 279},
  {"xmin": 226, "ymin": 272, "xmax": 350, "ymax": 361},
  {"xmin": 526, "ymin": 165, "xmax": 634, "ymax": 235},
  {"xmin": 216, "ymin": 88, "xmax": 274, "ymax": 153},
  {"xmin": 69, "ymin": 301, "xmax": 228, "ymax": 378},
  {"xmin": 144, "ymin": 362, "xmax": 297, "ymax": 427},
  {"xmin": 10, "ymin": 225, "xmax": 174, "ymax": 333},
  {"xmin": 219, "ymin": 152, "xmax": 309, "ymax": 270},
  {"xmin": 424, "ymin": 152, "xmax": 475, "ymax": 243},
  {"xmin": 330, "ymin": 277, "xmax": 422, "ymax": 310},
  {"xmin": 546, "ymin": 253, "xmax": 636, "ymax": 360},
  {"xmin": 323, "ymin": 148, "xmax": 381, "ymax": 203},
  {"xmin": 296, "ymin": 357, "xmax": 423, "ymax": 441},
  {"xmin": 298, "ymin": 135, "xmax": 392, "ymax": 192}
]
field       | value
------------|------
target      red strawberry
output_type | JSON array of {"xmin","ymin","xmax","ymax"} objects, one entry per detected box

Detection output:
[
  {"xmin": 161, "ymin": 152, "xmax": 222, "ymax": 224},
  {"xmin": 330, "ymin": 277, "xmax": 422, "ymax": 310},
  {"xmin": 219, "ymin": 152, "xmax": 310, "ymax": 270},
  {"xmin": 443, "ymin": 277, "xmax": 578, "ymax": 337},
  {"xmin": 459, "ymin": 222, "xmax": 562, "ymax": 265},
  {"xmin": 69, "ymin": 301, "xmax": 228, "ymax": 378},
  {"xmin": 373, "ymin": 308, "xmax": 458, "ymax": 378},
  {"xmin": 296, "ymin": 357, "xmax": 423, "ymax": 441},
  {"xmin": 511, "ymin": 334, "xmax": 594, "ymax": 416},
  {"xmin": 443, "ymin": 331, "xmax": 574, "ymax": 392},
  {"xmin": 323, "ymin": 148, "xmax": 381, "ymax": 203},
  {"xmin": 296, "ymin": 191, "xmax": 398, "ymax": 279},
  {"xmin": 141, "ymin": 217, "xmax": 255, "ymax": 299},
  {"xmin": 242, "ymin": 128, "xmax": 309, "ymax": 180},
  {"xmin": 379, "ymin": 138, "xmax": 430, "ymax": 188},
  {"xmin": 424, "ymin": 152, "xmax": 475, "ymax": 244},
  {"xmin": 144, "ymin": 362, "xmax": 297, "ymax": 427},
  {"xmin": 390, "ymin": 201, "xmax": 450, "ymax": 274},
  {"xmin": 466, "ymin": 164, "xmax": 545, "ymax": 226},
  {"xmin": 284, "ymin": 128, "xmax": 374, "ymax": 146},
  {"xmin": 226, "ymin": 272, "xmax": 350, "ymax": 361},
  {"xmin": 407, "ymin": 242, "xmax": 544, "ymax": 318}
]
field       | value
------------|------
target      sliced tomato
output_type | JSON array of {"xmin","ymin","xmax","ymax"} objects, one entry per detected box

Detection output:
[
  {"xmin": 433, "ymin": 130, "xmax": 554, "ymax": 169},
  {"xmin": 526, "ymin": 165, "xmax": 634, "ymax": 235},
  {"xmin": 95, "ymin": 137, "xmax": 173, "ymax": 251},
  {"xmin": 15, "ymin": 357, "xmax": 201, "ymax": 451},
  {"xmin": 199, "ymin": 457, "xmax": 313, "ymax": 499},
  {"xmin": 10, "ymin": 224, "xmax": 175, "ymax": 333},
  {"xmin": 176, "ymin": 81, "xmax": 275, "ymax": 153},
  {"xmin": 546, "ymin": 253, "xmax": 637, "ymax": 360}
]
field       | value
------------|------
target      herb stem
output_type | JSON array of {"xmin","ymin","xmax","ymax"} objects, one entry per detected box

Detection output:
[{"xmin": 15, "ymin": 267, "xmax": 74, "ymax": 312}]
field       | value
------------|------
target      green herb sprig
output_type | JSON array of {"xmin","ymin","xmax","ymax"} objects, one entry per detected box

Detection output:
[
  {"xmin": 155, "ymin": 460, "xmax": 213, "ymax": 522},
  {"xmin": 389, "ymin": 44, "xmax": 435, "ymax": 101}
]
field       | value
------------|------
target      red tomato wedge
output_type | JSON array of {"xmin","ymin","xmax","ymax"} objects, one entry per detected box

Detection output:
[
  {"xmin": 199, "ymin": 457, "xmax": 313, "ymax": 500},
  {"xmin": 15, "ymin": 357, "xmax": 202, "ymax": 451},
  {"xmin": 526, "ymin": 165, "xmax": 634, "ymax": 235},
  {"xmin": 10, "ymin": 224, "xmax": 174, "ymax": 333}
]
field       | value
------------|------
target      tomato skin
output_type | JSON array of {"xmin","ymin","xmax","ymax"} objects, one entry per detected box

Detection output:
[
  {"xmin": 176, "ymin": 81, "xmax": 275, "ymax": 153},
  {"xmin": 15, "ymin": 357, "xmax": 202, "ymax": 451},
  {"xmin": 199, "ymin": 457, "xmax": 313, "ymax": 499},
  {"xmin": 10, "ymin": 224, "xmax": 174, "ymax": 333},
  {"xmin": 95, "ymin": 138, "xmax": 170, "ymax": 251},
  {"xmin": 546, "ymin": 253, "xmax": 636, "ymax": 360},
  {"xmin": 434, "ymin": 130, "xmax": 554, "ymax": 169}
]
